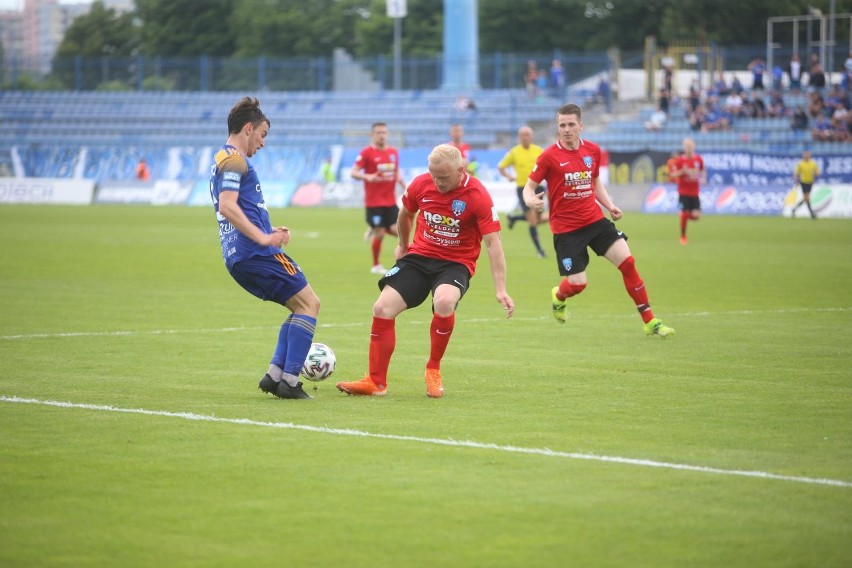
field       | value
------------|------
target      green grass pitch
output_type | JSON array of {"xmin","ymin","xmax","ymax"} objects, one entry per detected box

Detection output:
[{"xmin": 1, "ymin": 204, "xmax": 850, "ymax": 567}]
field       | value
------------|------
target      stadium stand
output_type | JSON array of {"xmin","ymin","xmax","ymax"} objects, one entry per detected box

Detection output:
[
  {"xmin": 2, "ymin": 86, "xmax": 849, "ymax": 182},
  {"xmin": 0, "ymin": 89, "xmax": 559, "ymax": 181}
]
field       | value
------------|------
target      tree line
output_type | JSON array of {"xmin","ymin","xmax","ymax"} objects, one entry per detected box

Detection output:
[{"xmin": 56, "ymin": 0, "xmax": 839, "ymax": 63}]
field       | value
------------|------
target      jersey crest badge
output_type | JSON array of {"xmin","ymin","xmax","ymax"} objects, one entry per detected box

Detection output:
[
  {"xmin": 583, "ymin": 156, "xmax": 593, "ymax": 169},
  {"xmin": 452, "ymin": 199, "xmax": 466, "ymax": 216},
  {"xmin": 562, "ymin": 257, "xmax": 573, "ymax": 272}
]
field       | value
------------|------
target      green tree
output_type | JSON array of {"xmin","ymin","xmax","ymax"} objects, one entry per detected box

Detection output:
[
  {"xmin": 350, "ymin": 0, "xmax": 443, "ymax": 57},
  {"xmin": 231, "ymin": 0, "xmax": 359, "ymax": 57},
  {"xmin": 52, "ymin": 0, "xmax": 139, "ymax": 88},
  {"xmin": 135, "ymin": 0, "xmax": 236, "ymax": 56},
  {"xmin": 54, "ymin": 1, "xmax": 138, "ymax": 57}
]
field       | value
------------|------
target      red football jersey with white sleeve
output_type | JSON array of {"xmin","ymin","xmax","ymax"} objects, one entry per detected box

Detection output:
[
  {"xmin": 354, "ymin": 145, "xmax": 400, "ymax": 207},
  {"xmin": 402, "ymin": 171, "xmax": 500, "ymax": 277},
  {"xmin": 674, "ymin": 154, "xmax": 704, "ymax": 197},
  {"xmin": 528, "ymin": 139, "xmax": 605, "ymax": 234}
]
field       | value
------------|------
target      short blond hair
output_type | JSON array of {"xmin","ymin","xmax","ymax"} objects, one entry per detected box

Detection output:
[{"xmin": 428, "ymin": 144, "xmax": 463, "ymax": 169}]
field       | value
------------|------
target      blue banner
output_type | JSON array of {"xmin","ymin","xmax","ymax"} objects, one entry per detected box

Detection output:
[{"xmin": 704, "ymin": 152, "xmax": 852, "ymax": 186}]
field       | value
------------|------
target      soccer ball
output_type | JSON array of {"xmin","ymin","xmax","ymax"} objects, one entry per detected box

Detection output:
[{"xmin": 301, "ymin": 342, "xmax": 336, "ymax": 382}]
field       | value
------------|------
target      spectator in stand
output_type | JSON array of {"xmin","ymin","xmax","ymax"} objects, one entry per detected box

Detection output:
[
  {"xmin": 842, "ymin": 51, "xmax": 852, "ymax": 91},
  {"xmin": 808, "ymin": 58, "xmax": 826, "ymax": 93},
  {"xmin": 658, "ymin": 87, "xmax": 671, "ymax": 115},
  {"xmin": 596, "ymin": 74, "xmax": 612, "ymax": 109},
  {"xmin": 710, "ymin": 72, "xmax": 729, "ymax": 97},
  {"xmin": 730, "ymin": 75, "xmax": 745, "ymax": 95},
  {"xmin": 825, "ymin": 85, "xmax": 850, "ymax": 118},
  {"xmin": 645, "ymin": 109, "xmax": 667, "ymax": 131},
  {"xmin": 723, "ymin": 91, "xmax": 744, "ymax": 117},
  {"xmin": 830, "ymin": 116, "xmax": 851, "ymax": 142},
  {"xmin": 536, "ymin": 70, "xmax": 549, "ymax": 102},
  {"xmin": 772, "ymin": 64, "xmax": 784, "ymax": 91},
  {"xmin": 662, "ymin": 58, "xmax": 674, "ymax": 93},
  {"xmin": 812, "ymin": 115, "xmax": 832, "ymax": 141},
  {"xmin": 135, "ymin": 157, "xmax": 150, "ymax": 181},
  {"xmin": 700, "ymin": 99, "xmax": 729, "ymax": 132},
  {"xmin": 808, "ymin": 91, "xmax": 826, "ymax": 118},
  {"xmin": 646, "ymin": 87, "xmax": 670, "ymax": 131},
  {"xmin": 550, "ymin": 59, "xmax": 566, "ymax": 99},
  {"xmin": 767, "ymin": 91, "xmax": 787, "ymax": 118},
  {"xmin": 788, "ymin": 54, "xmax": 803, "ymax": 93},
  {"xmin": 791, "ymin": 106, "xmax": 809, "ymax": 131},
  {"xmin": 686, "ymin": 81, "xmax": 701, "ymax": 113},
  {"xmin": 687, "ymin": 94, "xmax": 706, "ymax": 131},
  {"xmin": 748, "ymin": 56, "xmax": 766, "ymax": 90},
  {"xmin": 525, "ymin": 60, "xmax": 539, "ymax": 99},
  {"xmin": 743, "ymin": 91, "xmax": 767, "ymax": 119}
]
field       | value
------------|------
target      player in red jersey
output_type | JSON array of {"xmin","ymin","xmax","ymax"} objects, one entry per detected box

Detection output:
[
  {"xmin": 448, "ymin": 123, "xmax": 471, "ymax": 168},
  {"xmin": 671, "ymin": 137, "xmax": 706, "ymax": 244},
  {"xmin": 337, "ymin": 144, "xmax": 514, "ymax": 398},
  {"xmin": 351, "ymin": 122, "xmax": 407, "ymax": 274},
  {"xmin": 522, "ymin": 103, "xmax": 674, "ymax": 338}
]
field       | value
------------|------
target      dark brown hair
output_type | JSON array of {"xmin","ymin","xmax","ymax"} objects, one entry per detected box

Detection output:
[
  {"xmin": 227, "ymin": 97, "xmax": 269, "ymax": 134},
  {"xmin": 557, "ymin": 103, "xmax": 582, "ymax": 120}
]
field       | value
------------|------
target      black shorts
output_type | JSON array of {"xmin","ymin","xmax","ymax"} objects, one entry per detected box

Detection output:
[
  {"xmin": 378, "ymin": 254, "xmax": 471, "ymax": 309},
  {"xmin": 366, "ymin": 206, "xmax": 399, "ymax": 229},
  {"xmin": 800, "ymin": 183, "xmax": 813, "ymax": 195},
  {"xmin": 516, "ymin": 186, "xmax": 545, "ymax": 213},
  {"xmin": 552, "ymin": 218, "xmax": 627, "ymax": 276},
  {"xmin": 679, "ymin": 195, "xmax": 701, "ymax": 211}
]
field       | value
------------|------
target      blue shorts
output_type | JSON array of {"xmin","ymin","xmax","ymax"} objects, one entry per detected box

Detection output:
[{"xmin": 228, "ymin": 253, "xmax": 309, "ymax": 305}]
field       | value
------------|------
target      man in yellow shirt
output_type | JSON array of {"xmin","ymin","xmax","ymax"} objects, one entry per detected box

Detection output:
[
  {"xmin": 499, "ymin": 126, "xmax": 547, "ymax": 257},
  {"xmin": 792, "ymin": 150, "xmax": 819, "ymax": 219}
]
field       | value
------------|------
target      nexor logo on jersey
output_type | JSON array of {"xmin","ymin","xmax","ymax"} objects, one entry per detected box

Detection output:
[
  {"xmin": 422, "ymin": 211, "xmax": 460, "ymax": 227},
  {"xmin": 422, "ymin": 210, "xmax": 461, "ymax": 239}
]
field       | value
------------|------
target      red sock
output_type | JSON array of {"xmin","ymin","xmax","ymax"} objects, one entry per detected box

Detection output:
[
  {"xmin": 618, "ymin": 256, "xmax": 655, "ymax": 323},
  {"xmin": 368, "ymin": 317, "xmax": 395, "ymax": 387},
  {"xmin": 427, "ymin": 313, "xmax": 455, "ymax": 370},
  {"xmin": 679, "ymin": 211, "xmax": 688, "ymax": 237},
  {"xmin": 371, "ymin": 238, "xmax": 382, "ymax": 266},
  {"xmin": 556, "ymin": 278, "xmax": 586, "ymax": 301}
]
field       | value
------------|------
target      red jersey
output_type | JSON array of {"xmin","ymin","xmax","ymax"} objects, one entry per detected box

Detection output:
[
  {"xmin": 666, "ymin": 158, "xmax": 678, "ymax": 183},
  {"xmin": 354, "ymin": 145, "xmax": 400, "ymax": 207},
  {"xmin": 528, "ymin": 139, "xmax": 604, "ymax": 234},
  {"xmin": 674, "ymin": 154, "xmax": 704, "ymax": 197},
  {"xmin": 402, "ymin": 171, "xmax": 500, "ymax": 277},
  {"xmin": 449, "ymin": 141, "xmax": 471, "ymax": 162}
]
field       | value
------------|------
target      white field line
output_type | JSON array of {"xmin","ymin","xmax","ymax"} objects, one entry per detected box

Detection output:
[
  {"xmin": 1, "ymin": 307, "xmax": 850, "ymax": 341},
  {"xmin": 1, "ymin": 395, "xmax": 850, "ymax": 489}
]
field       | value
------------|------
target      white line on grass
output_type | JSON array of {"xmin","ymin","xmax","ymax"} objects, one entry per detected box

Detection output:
[
  {"xmin": 1, "ymin": 395, "xmax": 850, "ymax": 489},
  {"xmin": 2, "ymin": 307, "xmax": 850, "ymax": 341}
]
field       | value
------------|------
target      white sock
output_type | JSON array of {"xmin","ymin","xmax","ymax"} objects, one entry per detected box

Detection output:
[
  {"xmin": 281, "ymin": 372, "xmax": 301, "ymax": 387},
  {"xmin": 267, "ymin": 364, "xmax": 284, "ymax": 382}
]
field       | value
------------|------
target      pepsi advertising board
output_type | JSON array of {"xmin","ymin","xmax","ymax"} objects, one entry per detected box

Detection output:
[{"xmin": 643, "ymin": 184, "xmax": 790, "ymax": 216}]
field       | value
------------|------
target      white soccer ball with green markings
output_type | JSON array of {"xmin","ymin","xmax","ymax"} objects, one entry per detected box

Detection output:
[{"xmin": 301, "ymin": 342, "xmax": 336, "ymax": 382}]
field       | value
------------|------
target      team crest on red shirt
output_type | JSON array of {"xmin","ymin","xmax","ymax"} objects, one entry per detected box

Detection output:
[
  {"xmin": 583, "ymin": 156, "xmax": 593, "ymax": 168},
  {"xmin": 452, "ymin": 199, "xmax": 466, "ymax": 216}
]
